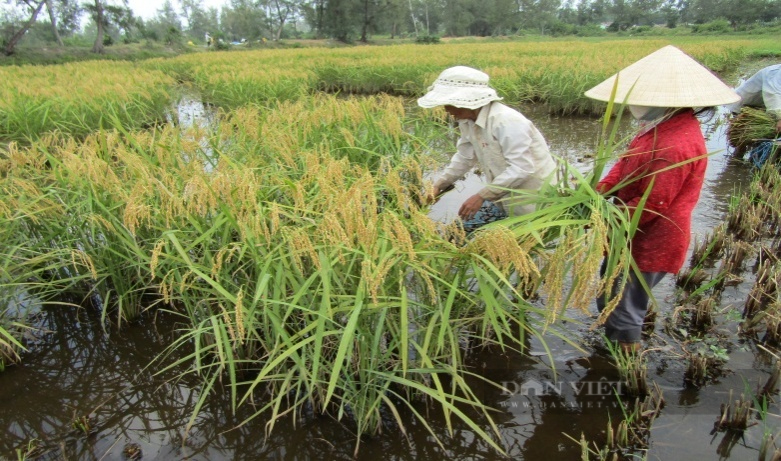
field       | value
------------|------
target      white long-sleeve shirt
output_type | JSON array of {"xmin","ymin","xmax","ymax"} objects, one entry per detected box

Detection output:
[
  {"xmin": 435, "ymin": 101, "xmax": 557, "ymax": 216},
  {"xmin": 727, "ymin": 64, "xmax": 781, "ymax": 117}
]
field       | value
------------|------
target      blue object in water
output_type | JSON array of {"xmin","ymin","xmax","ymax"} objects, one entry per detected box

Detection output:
[
  {"xmin": 461, "ymin": 200, "xmax": 507, "ymax": 233},
  {"xmin": 747, "ymin": 139, "xmax": 780, "ymax": 169}
]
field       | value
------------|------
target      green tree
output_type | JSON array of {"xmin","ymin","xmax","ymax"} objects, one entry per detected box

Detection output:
[
  {"xmin": 609, "ymin": 0, "xmax": 662, "ymax": 29},
  {"xmin": 725, "ymin": 0, "xmax": 773, "ymax": 26},
  {"xmin": 686, "ymin": 0, "xmax": 724, "ymax": 23},
  {"xmin": 518, "ymin": 0, "xmax": 560, "ymax": 34},
  {"xmin": 375, "ymin": 0, "xmax": 409, "ymax": 38},
  {"xmin": 180, "ymin": 0, "xmax": 219, "ymax": 41},
  {"xmin": 3, "ymin": 0, "xmax": 47, "ymax": 55},
  {"xmin": 485, "ymin": 0, "xmax": 519, "ymax": 34},
  {"xmin": 660, "ymin": 0, "xmax": 684, "ymax": 28},
  {"xmin": 157, "ymin": 0, "xmax": 182, "ymax": 30},
  {"xmin": 221, "ymin": 0, "xmax": 268, "ymax": 41},
  {"xmin": 261, "ymin": 0, "xmax": 298, "ymax": 40},
  {"xmin": 300, "ymin": 0, "xmax": 326, "ymax": 37},
  {"xmin": 83, "ymin": 0, "xmax": 134, "ymax": 53},
  {"xmin": 141, "ymin": 0, "xmax": 183, "ymax": 44},
  {"xmin": 44, "ymin": 0, "xmax": 63, "ymax": 45},
  {"xmin": 322, "ymin": 0, "xmax": 354, "ymax": 41},
  {"xmin": 441, "ymin": 0, "xmax": 475, "ymax": 35},
  {"xmin": 54, "ymin": 0, "xmax": 84, "ymax": 35}
]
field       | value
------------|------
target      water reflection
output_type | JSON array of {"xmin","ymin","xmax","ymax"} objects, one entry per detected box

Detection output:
[{"xmin": 171, "ymin": 93, "xmax": 217, "ymax": 130}]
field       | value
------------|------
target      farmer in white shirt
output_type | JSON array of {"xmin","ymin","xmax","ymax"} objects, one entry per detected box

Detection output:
[{"xmin": 418, "ymin": 66, "xmax": 557, "ymax": 233}]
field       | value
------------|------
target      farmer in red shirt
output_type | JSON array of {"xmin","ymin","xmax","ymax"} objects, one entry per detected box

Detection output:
[{"xmin": 584, "ymin": 46, "xmax": 740, "ymax": 352}]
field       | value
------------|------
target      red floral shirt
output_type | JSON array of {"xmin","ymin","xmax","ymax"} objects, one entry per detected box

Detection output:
[{"xmin": 597, "ymin": 110, "xmax": 707, "ymax": 273}]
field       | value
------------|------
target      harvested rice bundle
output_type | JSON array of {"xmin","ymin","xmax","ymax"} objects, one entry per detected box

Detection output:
[{"xmin": 727, "ymin": 107, "xmax": 778, "ymax": 152}]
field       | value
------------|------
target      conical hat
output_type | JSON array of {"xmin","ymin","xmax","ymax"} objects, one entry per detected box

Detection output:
[{"xmin": 584, "ymin": 45, "xmax": 740, "ymax": 107}]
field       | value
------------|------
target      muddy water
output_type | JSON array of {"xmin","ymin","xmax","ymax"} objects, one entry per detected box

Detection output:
[{"xmin": 1, "ymin": 102, "xmax": 776, "ymax": 460}]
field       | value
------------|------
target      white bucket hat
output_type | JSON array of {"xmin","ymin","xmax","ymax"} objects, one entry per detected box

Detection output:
[
  {"xmin": 417, "ymin": 66, "xmax": 503, "ymax": 109},
  {"xmin": 584, "ymin": 45, "xmax": 740, "ymax": 107}
]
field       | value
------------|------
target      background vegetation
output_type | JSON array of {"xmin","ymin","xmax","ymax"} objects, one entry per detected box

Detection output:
[{"xmin": 1, "ymin": 0, "xmax": 780, "ymax": 61}]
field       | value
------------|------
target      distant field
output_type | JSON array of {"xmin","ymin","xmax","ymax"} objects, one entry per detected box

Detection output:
[{"xmin": 1, "ymin": 36, "xmax": 779, "ymax": 142}]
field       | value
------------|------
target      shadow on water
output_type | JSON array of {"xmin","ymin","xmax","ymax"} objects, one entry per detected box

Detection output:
[{"xmin": 2, "ymin": 99, "xmax": 778, "ymax": 460}]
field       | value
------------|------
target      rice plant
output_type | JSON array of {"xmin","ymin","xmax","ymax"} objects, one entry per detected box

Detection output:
[
  {"xmin": 70, "ymin": 413, "xmax": 96, "ymax": 436},
  {"xmin": 689, "ymin": 225, "xmax": 728, "ymax": 279},
  {"xmin": 605, "ymin": 339, "xmax": 649, "ymax": 397},
  {"xmin": 757, "ymin": 360, "xmax": 781, "ymax": 403},
  {"xmin": 743, "ymin": 260, "xmax": 780, "ymax": 322},
  {"xmin": 0, "ymin": 61, "xmax": 173, "ymax": 142},
  {"xmin": 2, "ymin": 38, "xmax": 771, "ymax": 453},
  {"xmin": 676, "ymin": 267, "xmax": 710, "ymax": 292},
  {"xmin": 139, "ymin": 38, "xmax": 764, "ymax": 115},
  {"xmin": 684, "ymin": 338, "xmax": 730, "ymax": 387},
  {"xmin": 759, "ymin": 431, "xmax": 781, "ymax": 461},
  {"xmin": 673, "ymin": 295, "xmax": 720, "ymax": 334},
  {"xmin": 496, "ymin": 85, "xmax": 645, "ymax": 330},
  {"xmin": 713, "ymin": 389, "xmax": 757, "ymax": 433},
  {"xmin": 0, "ymin": 93, "xmax": 585, "ymax": 454},
  {"xmin": 568, "ymin": 383, "xmax": 664, "ymax": 460},
  {"xmin": 13, "ymin": 439, "xmax": 43, "ymax": 461},
  {"xmin": 727, "ymin": 195, "xmax": 763, "ymax": 242},
  {"xmin": 121, "ymin": 443, "xmax": 142, "ymax": 460}
]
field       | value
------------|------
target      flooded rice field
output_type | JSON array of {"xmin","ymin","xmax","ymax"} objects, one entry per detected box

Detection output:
[{"xmin": 1, "ymin": 96, "xmax": 777, "ymax": 461}]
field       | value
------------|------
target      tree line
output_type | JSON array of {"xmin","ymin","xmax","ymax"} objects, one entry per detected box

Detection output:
[{"xmin": 2, "ymin": 0, "xmax": 780, "ymax": 55}]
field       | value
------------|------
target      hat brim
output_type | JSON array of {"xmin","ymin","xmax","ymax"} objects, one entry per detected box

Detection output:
[
  {"xmin": 417, "ymin": 85, "xmax": 502, "ymax": 109},
  {"xmin": 584, "ymin": 45, "xmax": 740, "ymax": 107}
]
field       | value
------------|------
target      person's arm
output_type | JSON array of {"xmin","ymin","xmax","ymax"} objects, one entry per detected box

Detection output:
[
  {"xmin": 728, "ymin": 69, "xmax": 767, "ymax": 113},
  {"xmin": 761, "ymin": 66, "xmax": 781, "ymax": 128},
  {"xmin": 434, "ymin": 135, "xmax": 477, "ymax": 193},
  {"xmin": 596, "ymin": 159, "xmax": 626, "ymax": 195}
]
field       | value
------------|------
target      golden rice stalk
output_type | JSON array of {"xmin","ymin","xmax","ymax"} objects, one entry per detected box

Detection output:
[
  {"xmin": 178, "ymin": 270, "xmax": 196, "ymax": 294},
  {"xmin": 362, "ymin": 255, "xmax": 399, "ymax": 304},
  {"xmin": 381, "ymin": 213, "xmax": 416, "ymax": 262},
  {"xmin": 158, "ymin": 270, "xmax": 174, "ymax": 304},
  {"xmin": 1, "ymin": 141, "xmax": 48, "ymax": 171},
  {"xmin": 568, "ymin": 211, "xmax": 611, "ymax": 313},
  {"xmin": 71, "ymin": 249, "xmax": 98, "ymax": 280},
  {"xmin": 150, "ymin": 239, "xmax": 166, "ymax": 278},
  {"xmin": 183, "ymin": 173, "xmax": 218, "ymax": 217},
  {"xmin": 0, "ymin": 178, "xmax": 62, "ymax": 222},
  {"xmin": 219, "ymin": 302, "xmax": 237, "ymax": 343},
  {"xmin": 211, "ymin": 243, "xmax": 242, "ymax": 279},
  {"xmin": 287, "ymin": 227, "xmax": 319, "ymax": 271},
  {"xmin": 463, "ymin": 225, "xmax": 539, "ymax": 282},
  {"xmin": 539, "ymin": 229, "xmax": 575, "ymax": 321},
  {"xmin": 123, "ymin": 184, "xmax": 152, "ymax": 236},
  {"xmin": 235, "ymin": 287, "xmax": 245, "ymax": 343}
]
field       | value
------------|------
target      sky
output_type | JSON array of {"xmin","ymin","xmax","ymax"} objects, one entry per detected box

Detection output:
[{"xmin": 126, "ymin": 0, "xmax": 228, "ymax": 20}]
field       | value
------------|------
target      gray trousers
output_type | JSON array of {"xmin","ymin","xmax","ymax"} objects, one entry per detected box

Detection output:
[{"xmin": 596, "ymin": 267, "xmax": 666, "ymax": 343}]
